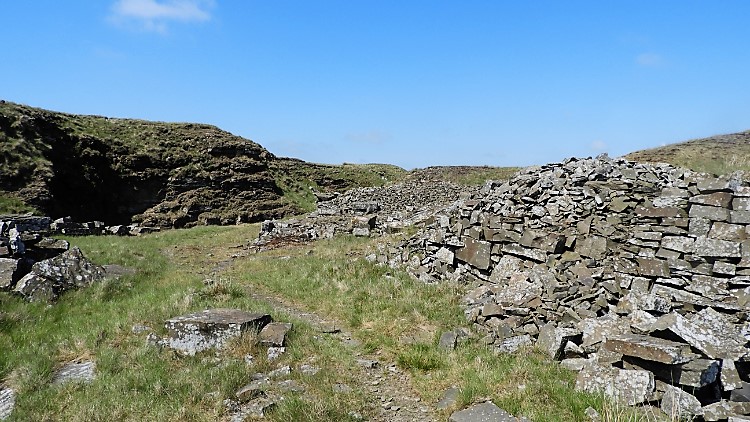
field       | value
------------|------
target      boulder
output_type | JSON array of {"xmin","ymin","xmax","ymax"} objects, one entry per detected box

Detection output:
[
  {"xmin": 164, "ymin": 309, "xmax": 272, "ymax": 355},
  {"xmin": 12, "ymin": 247, "xmax": 105, "ymax": 302}
]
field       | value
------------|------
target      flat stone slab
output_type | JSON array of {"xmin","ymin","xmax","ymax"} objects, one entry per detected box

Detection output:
[
  {"xmin": 259, "ymin": 322, "xmax": 292, "ymax": 347},
  {"xmin": 602, "ymin": 334, "xmax": 694, "ymax": 364},
  {"xmin": 52, "ymin": 361, "xmax": 96, "ymax": 385},
  {"xmin": 449, "ymin": 401, "xmax": 520, "ymax": 422},
  {"xmin": 652, "ymin": 309, "xmax": 748, "ymax": 360},
  {"xmin": 165, "ymin": 309, "xmax": 272, "ymax": 355},
  {"xmin": 0, "ymin": 387, "xmax": 15, "ymax": 420},
  {"xmin": 661, "ymin": 384, "xmax": 702, "ymax": 420}
]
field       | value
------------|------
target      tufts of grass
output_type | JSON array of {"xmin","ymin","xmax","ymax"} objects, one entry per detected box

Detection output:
[
  {"xmin": 0, "ymin": 191, "xmax": 37, "ymax": 214},
  {"xmin": 396, "ymin": 343, "xmax": 445, "ymax": 371}
]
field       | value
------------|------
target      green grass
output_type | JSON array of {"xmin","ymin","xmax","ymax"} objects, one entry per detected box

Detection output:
[
  {"xmin": 0, "ymin": 191, "xmax": 37, "ymax": 214},
  {"xmin": 1, "ymin": 225, "xmax": 656, "ymax": 421}
]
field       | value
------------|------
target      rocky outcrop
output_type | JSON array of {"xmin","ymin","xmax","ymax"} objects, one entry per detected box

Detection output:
[
  {"xmin": 383, "ymin": 155, "xmax": 750, "ymax": 419},
  {"xmin": 0, "ymin": 101, "xmax": 294, "ymax": 228}
]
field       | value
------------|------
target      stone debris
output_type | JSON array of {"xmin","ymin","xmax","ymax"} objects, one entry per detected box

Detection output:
[
  {"xmin": 372, "ymin": 155, "xmax": 750, "ymax": 418},
  {"xmin": 0, "ymin": 387, "xmax": 15, "ymax": 420},
  {"xmin": 13, "ymin": 247, "xmax": 106, "ymax": 302},
  {"xmin": 448, "ymin": 401, "xmax": 525, "ymax": 422},
  {"xmin": 252, "ymin": 180, "xmax": 477, "ymax": 250},
  {"xmin": 52, "ymin": 361, "xmax": 97, "ymax": 385},
  {"xmin": 162, "ymin": 309, "xmax": 272, "ymax": 355},
  {"xmin": 258, "ymin": 322, "xmax": 293, "ymax": 347},
  {"xmin": 436, "ymin": 387, "xmax": 460, "ymax": 410}
]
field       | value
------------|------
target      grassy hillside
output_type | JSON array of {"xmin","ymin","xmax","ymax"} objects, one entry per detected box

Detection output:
[
  {"xmin": 0, "ymin": 225, "xmax": 647, "ymax": 421},
  {"xmin": 625, "ymin": 130, "xmax": 750, "ymax": 175}
]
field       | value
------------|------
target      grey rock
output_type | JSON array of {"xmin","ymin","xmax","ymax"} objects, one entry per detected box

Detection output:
[
  {"xmin": 0, "ymin": 258, "xmax": 19, "ymax": 290},
  {"xmin": 164, "ymin": 309, "xmax": 271, "ymax": 355},
  {"xmin": 13, "ymin": 247, "xmax": 105, "ymax": 302},
  {"xmin": 660, "ymin": 384, "xmax": 702, "ymax": 421},
  {"xmin": 449, "ymin": 401, "xmax": 519, "ymax": 422},
  {"xmin": 0, "ymin": 387, "xmax": 15, "ymax": 420},
  {"xmin": 236, "ymin": 378, "xmax": 269, "ymax": 402},
  {"xmin": 52, "ymin": 361, "xmax": 96, "ymax": 385},
  {"xmin": 602, "ymin": 334, "xmax": 694, "ymax": 365},
  {"xmin": 439, "ymin": 330, "xmax": 459, "ymax": 350},
  {"xmin": 267, "ymin": 347, "xmax": 286, "ymax": 360},
  {"xmin": 575, "ymin": 362, "xmax": 654, "ymax": 406},
  {"xmin": 259, "ymin": 322, "xmax": 293, "ymax": 347},
  {"xmin": 456, "ymin": 238, "xmax": 492, "ymax": 270},
  {"xmin": 436, "ymin": 386, "xmax": 460, "ymax": 410}
]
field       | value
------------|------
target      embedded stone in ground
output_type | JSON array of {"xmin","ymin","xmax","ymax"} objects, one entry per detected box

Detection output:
[
  {"xmin": 0, "ymin": 387, "xmax": 15, "ymax": 420},
  {"xmin": 52, "ymin": 361, "xmax": 96, "ymax": 385},
  {"xmin": 164, "ymin": 309, "xmax": 272, "ymax": 356},
  {"xmin": 449, "ymin": 401, "xmax": 520, "ymax": 422},
  {"xmin": 259, "ymin": 322, "xmax": 293, "ymax": 347}
]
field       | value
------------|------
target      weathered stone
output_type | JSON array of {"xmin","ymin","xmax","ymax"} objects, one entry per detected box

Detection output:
[
  {"xmin": 651, "ymin": 309, "xmax": 747, "ymax": 360},
  {"xmin": 439, "ymin": 330, "xmax": 459, "ymax": 350},
  {"xmin": 690, "ymin": 205, "xmax": 730, "ymax": 221},
  {"xmin": 481, "ymin": 303, "xmax": 504, "ymax": 317},
  {"xmin": 731, "ymin": 382, "xmax": 750, "ymax": 402},
  {"xmin": 435, "ymin": 247, "xmax": 455, "ymax": 264},
  {"xmin": 519, "ymin": 230, "xmax": 565, "ymax": 253},
  {"xmin": 52, "ymin": 361, "xmax": 96, "ymax": 385},
  {"xmin": 723, "ymin": 359, "xmax": 744, "ymax": 391},
  {"xmin": 690, "ymin": 218, "xmax": 713, "ymax": 237},
  {"xmin": 578, "ymin": 314, "xmax": 630, "ymax": 348},
  {"xmin": 537, "ymin": 323, "xmax": 580, "ymax": 360},
  {"xmin": 661, "ymin": 384, "xmax": 702, "ymax": 421},
  {"xmin": 710, "ymin": 222, "xmax": 747, "ymax": 241},
  {"xmin": 703, "ymin": 401, "xmax": 750, "ymax": 421},
  {"xmin": 732, "ymin": 210, "xmax": 750, "ymax": 225},
  {"xmin": 625, "ymin": 356, "xmax": 719, "ymax": 388},
  {"xmin": 495, "ymin": 334, "xmax": 532, "ymax": 354},
  {"xmin": 690, "ymin": 192, "xmax": 734, "ymax": 208},
  {"xmin": 456, "ymin": 238, "xmax": 492, "ymax": 270},
  {"xmin": 693, "ymin": 236, "xmax": 741, "ymax": 258},
  {"xmin": 164, "ymin": 309, "xmax": 272, "ymax": 355},
  {"xmin": 235, "ymin": 378, "xmax": 269, "ymax": 402},
  {"xmin": 449, "ymin": 401, "xmax": 519, "ymax": 422},
  {"xmin": 0, "ymin": 387, "xmax": 15, "ymax": 420},
  {"xmin": 602, "ymin": 334, "xmax": 694, "ymax": 364},
  {"xmin": 714, "ymin": 261, "xmax": 737, "ymax": 276},
  {"xmin": 577, "ymin": 236, "xmax": 607, "ymax": 260},
  {"xmin": 501, "ymin": 244, "xmax": 547, "ymax": 263},
  {"xmin": 0, "ymin": 258, "xmax": 19, "ymax": 290},
  {"xmin": 636, "ymin": 257, "xmax": 670, "ymax": 277},
  {"xmin": 437, "ymin": 386, "xmax": 460, "ymax": 410},
  {"xmin": 259, "ymin": 322, "xmax": 292, "ymax": 347},
  {"xmin": 661, "ymin": 236, "xmax": 695, "ymax": 253},
  {"xmin": 575, "ymin": 362, "xmax": 654, "ymax": 406},
  {"xmin": 635, "ymin": 207, "xmax": 686, "ymax": 219},
  {"xmin": 13, "ymin": 247, "xmax": 105, "ymax": 302}
]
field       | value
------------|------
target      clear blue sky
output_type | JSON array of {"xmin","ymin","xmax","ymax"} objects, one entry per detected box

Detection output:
[{"xmin": 2, "ymin": 1, "xmax": 749, "ymax": 169}]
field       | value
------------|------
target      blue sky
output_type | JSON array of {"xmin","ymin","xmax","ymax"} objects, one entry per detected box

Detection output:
[{"xmin": 2, "ymin": 1, "xmax": 749, "ymax": 169}]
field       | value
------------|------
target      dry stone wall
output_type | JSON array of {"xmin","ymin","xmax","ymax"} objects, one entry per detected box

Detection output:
[{"xmin": 389, "ymin": 155, "xmax": 750, "ymax": 419}]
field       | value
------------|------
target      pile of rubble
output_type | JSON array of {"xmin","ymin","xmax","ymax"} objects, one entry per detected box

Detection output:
[
  {"xmin": 253, "ymin": 180, "xmax": 476, "ymax": 249},
  {"xmin": 381, "ymin": 155, "xmax": 750, "ymax": 419},
  {"xmin": 0, "ymin": 215, "xmax": 106, "ymax": 302}
]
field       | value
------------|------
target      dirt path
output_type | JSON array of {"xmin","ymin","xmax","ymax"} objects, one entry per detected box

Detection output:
[{"xmin": 245, "ymin": 290, "xmax": 438, "ymax": 422}]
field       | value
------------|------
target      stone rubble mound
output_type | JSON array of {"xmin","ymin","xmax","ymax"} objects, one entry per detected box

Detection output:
[
  {"xmin": 253, "ymin": 180, "xmax": 477, "ymax": 249},
  {"xmin": 386, "ymin": 154, "xmax": 750, "ymax": 419},
  {"xmin": 0, "ymin": 215, "xmax": 106, "ymax": 301}
]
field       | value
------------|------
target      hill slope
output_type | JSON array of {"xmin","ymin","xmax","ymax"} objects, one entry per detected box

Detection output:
[
  {"xmin": 625, "ymin": 129, "xmax": 750, "ymax": 175},
  {"xmin": 0, "ymin": 100, "xmax": 519, "ymax": 226}
]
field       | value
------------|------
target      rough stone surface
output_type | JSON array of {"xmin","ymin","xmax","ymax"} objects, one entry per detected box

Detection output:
[
  {"xmin": 448, "ymin": 401, "xmax": 520, "ymax": 422},
  {"xmin": 258, "ymin": 322, "xmax": 292, "ymax": 347},
  {"xmin": 12, "ymin": 247, "xmax": 105, "ymax": 302},
  {"xmin": 164, "ymin": 309, "xmax": 272, "ymax": 355},
  {"xmin": 0, "ymin": 387, "xmax": 14, "ymax": 420},
  {"xmin": 575, "ymin": 363, "xmax": 654, "ymax": 406},
  {"xmin": 660, "ymin": 384, "xmax": 702, "ymax": 421},
  {"xmin": 52, "ymin": 361, "xmax": 96, "ymax": 385}
]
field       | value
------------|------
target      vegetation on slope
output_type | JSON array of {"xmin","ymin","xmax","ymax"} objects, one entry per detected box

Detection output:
[{"xmin": 625, "ymin": 130, "xmax": 750, "ymax": 175}]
